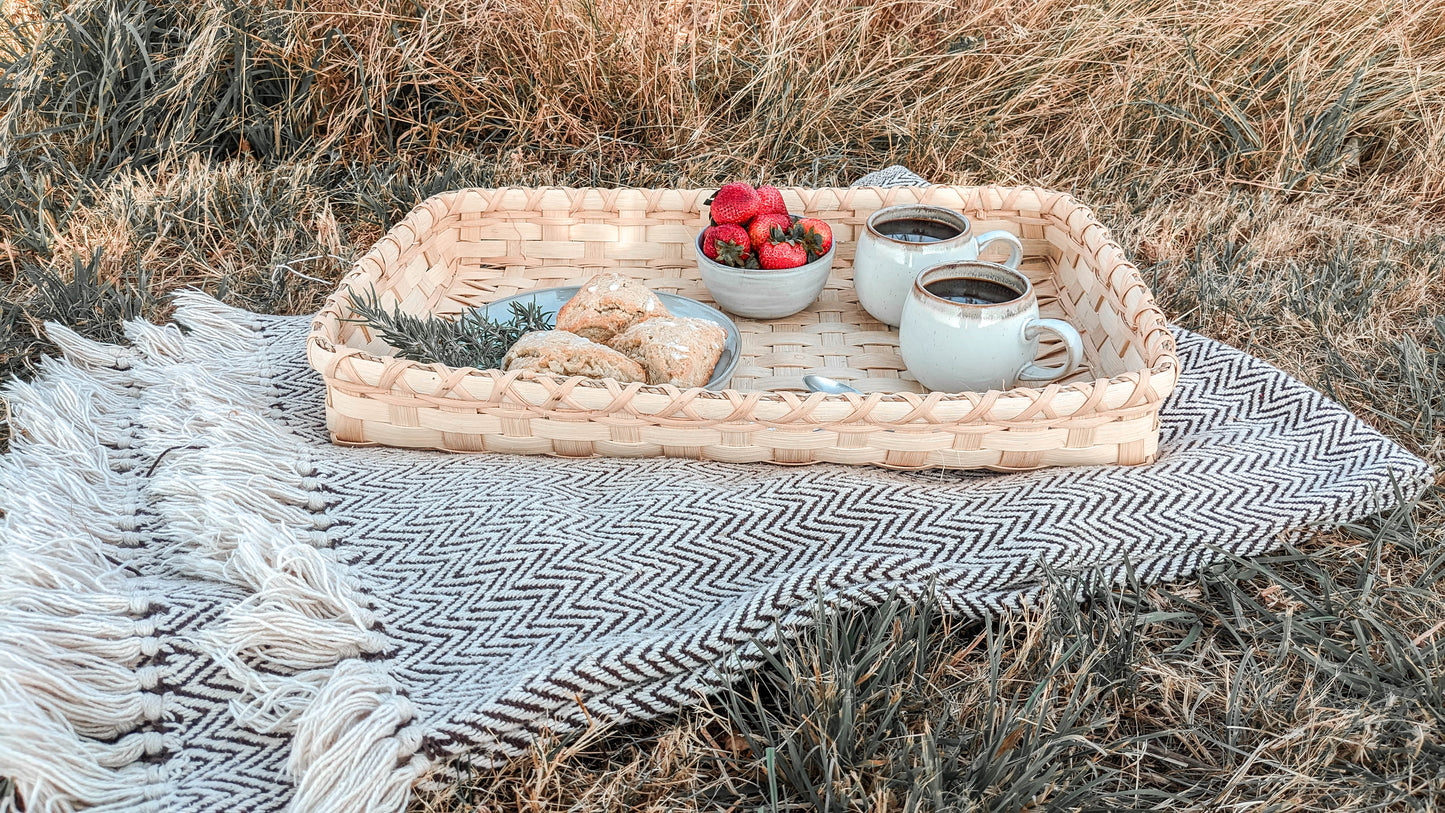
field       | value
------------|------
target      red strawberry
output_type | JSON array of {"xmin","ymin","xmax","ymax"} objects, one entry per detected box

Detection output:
[
  {"xmin": 757, "ymin": 240, "xmax": 808, "ymax": 269},
  {"xmin": 709, "ymin": 182, "xmax": 762, "ymax": 225},
  {"xmin": 796, "ymin": 218, "xmax": 833, "ymax": 256},
  {"xmin": 747, "ymin": 213, "xmax": 794, "ymax": 249},
  {"xmin": 756, "ymin": 185, "xmax": 788, "ymax": 216},
  {"xmin": 702, "ymin": 223, "xmax": 751, "ymax": 266}
]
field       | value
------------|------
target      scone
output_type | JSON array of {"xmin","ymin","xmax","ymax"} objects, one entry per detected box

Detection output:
[
  {"xmin": 607, "ymin": 317, "xmax": 727, "ymax": 388},
  {"xmin": 555, "ymin": 273, "xmax": 670, "ymax": 344},
  {"xmin": 502, "ymin": 331, "xmax": 647, "ymax": 383}
]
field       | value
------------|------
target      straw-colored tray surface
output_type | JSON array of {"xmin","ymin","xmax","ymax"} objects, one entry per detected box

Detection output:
[{"xmin": 308, "ymin": 185, "xmax": 1179, "ymax": 471}]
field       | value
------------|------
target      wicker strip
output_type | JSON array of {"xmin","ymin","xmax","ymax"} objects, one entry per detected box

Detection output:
[{"xmin": 307, "ymin": 186, "xmax": 1179, "ymax": 471}]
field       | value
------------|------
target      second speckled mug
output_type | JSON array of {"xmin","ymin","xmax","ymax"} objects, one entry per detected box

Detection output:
[{"xmin": 899, "ymin": 261, "xmax": 1083, "ymax": 393}]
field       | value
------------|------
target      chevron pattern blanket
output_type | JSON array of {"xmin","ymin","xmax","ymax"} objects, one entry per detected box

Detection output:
[{"xmin": 0, "ymin": 169, "xmax": 1432, "ymax": 811}]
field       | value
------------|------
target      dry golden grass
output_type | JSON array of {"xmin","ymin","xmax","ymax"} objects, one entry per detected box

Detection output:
[
  {"xmin": 273, "ymin": 0, "xmax": 1445, "ymax": 195},
  {"xmin": 1, "ymin": 0, "xmax": 1443, "ymax": 809},
  {"xmin": 5, "ymin": 0, "xmax": 1445, "ymax": 192}
]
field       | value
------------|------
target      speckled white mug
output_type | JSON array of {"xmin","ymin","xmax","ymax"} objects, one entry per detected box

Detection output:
[
  {"xmin": 899, "ymin": 261, "xmax": 1083, "ymax": 392},
  {"xmin": 853, "ymin": 205, "xmax": 1024, "ymax": 327}
]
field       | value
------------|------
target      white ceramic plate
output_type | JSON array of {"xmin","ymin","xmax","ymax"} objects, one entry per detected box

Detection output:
[{"xmin": 479, "ymin": 287, "xmax": 741, "ymax": 391}]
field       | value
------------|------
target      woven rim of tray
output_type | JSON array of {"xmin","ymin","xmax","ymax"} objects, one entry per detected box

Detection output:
[{"xmin": 307, "ymin": 185, "xmax": 1179, "ymax": 425}]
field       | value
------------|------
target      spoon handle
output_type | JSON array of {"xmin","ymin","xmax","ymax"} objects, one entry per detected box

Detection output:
[{"xmin": 802, "ymin": 375, "xmax": 863, "ymax": 395}]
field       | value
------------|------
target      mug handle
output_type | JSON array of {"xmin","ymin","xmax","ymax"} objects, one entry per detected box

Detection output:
[
  {"xmin": 1017, "ymin": 319, "xmax": 1084, "ymax": 383},
  {"xmin": 974, "ymin": 230, "xmax": 1023, "ymax": 269}
]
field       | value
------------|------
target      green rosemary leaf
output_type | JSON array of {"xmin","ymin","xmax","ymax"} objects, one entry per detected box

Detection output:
[{"xmin": 342, "ymin": 286, "xmax": 554, "ymax": 370}]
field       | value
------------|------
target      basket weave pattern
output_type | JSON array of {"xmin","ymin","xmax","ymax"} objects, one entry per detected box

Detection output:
[{"xmin": 307, "ymin": 186, "xmax": 1179, "ymax": 471}]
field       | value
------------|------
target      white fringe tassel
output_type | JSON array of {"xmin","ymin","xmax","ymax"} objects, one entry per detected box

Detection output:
[
  {"xmin": 288, "ymin": 660, "xmax": 429, "ymax": 813},
  {"xmin": 0, "ymin": 676, "xmax": 167, "ymax": 813},
  {"xmin": 0, "ymin": 328, "xmax": 169, "ymax": 809},
  {"xmin": 2, "ymin": 294, "xmax": 428, "ymax": 811},
  {"xmin": 152, "ymin": 295, "xmax": 428, "ymax": 810}
]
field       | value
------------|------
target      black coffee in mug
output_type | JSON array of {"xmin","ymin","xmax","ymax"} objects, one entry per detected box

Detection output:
[
  {"xmin": 923, "ymin": 276, "xmax": 1021, "ymax": 306},
  {"xmin": 874, "ymin": 217, "xmax": 962, "ymax": 243}
]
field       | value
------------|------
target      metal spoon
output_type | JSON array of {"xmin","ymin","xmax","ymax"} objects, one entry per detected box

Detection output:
[{"xmin": 803, "ymin": 375, "xmax": 863, "ymax": 395}]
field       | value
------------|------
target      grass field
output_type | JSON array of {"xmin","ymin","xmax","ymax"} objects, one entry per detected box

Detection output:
[{"xmin": 2, "ymin": 0, "xmax": 1443, "ymax": 809}]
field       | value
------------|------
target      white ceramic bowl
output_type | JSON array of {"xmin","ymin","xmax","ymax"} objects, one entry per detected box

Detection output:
[{"xmin": 694, "ymin": 230, "xmax": 834, "ymax": 319}]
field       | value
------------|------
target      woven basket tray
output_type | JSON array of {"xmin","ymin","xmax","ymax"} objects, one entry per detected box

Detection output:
[{"xmin": 307, "ymin": 185, "xmax": 1179, "ymax": 471}]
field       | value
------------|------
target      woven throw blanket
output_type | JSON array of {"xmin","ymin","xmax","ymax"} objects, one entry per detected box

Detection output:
[{"xmin": 0, "ymin": 168, "xmax": 1433, "ymax": 812}]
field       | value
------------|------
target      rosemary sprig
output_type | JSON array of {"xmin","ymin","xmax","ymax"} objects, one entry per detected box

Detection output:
[{"xmin": 343, "ymin": 286, "xmax": 554, "ymax": 370}]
